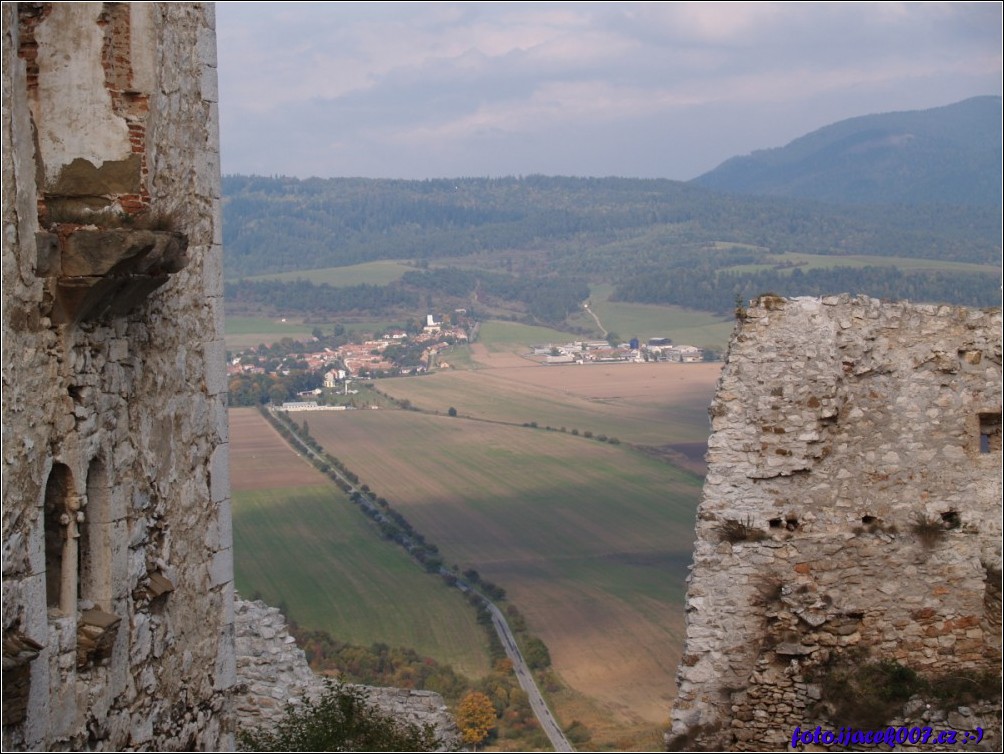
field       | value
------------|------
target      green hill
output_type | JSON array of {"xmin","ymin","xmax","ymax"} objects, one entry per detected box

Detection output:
[{"xmin": 692, "ymin": 97, "xmax": 1002, "ymax": 206}]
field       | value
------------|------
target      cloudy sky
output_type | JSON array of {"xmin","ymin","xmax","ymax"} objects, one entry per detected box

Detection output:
[{"xmin": 216, "ymin": 2, "xmax": 1001, "ymax": 181}]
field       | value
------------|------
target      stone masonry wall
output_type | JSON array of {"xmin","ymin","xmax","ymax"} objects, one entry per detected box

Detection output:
[
  {"xmin": 2, "ymin": 4, "xmax": 233, "ymax": 750},
  {"xmin": 233, "ymin": 599, "xmax": 461, "ymax": 749},
  {"xmin": 670, "ymin": 295, "xmax": 1001, "ymax": 750}
]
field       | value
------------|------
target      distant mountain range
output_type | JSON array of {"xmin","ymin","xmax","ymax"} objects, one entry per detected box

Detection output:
[{"xmin": 692, "ymin": 96, "xmax": 1002, "ymax": 206}]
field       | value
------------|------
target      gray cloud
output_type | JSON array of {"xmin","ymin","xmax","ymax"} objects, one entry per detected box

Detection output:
[{"xmin": 216, "ymin": 1, "xmax": 1001, "ymax": 179}]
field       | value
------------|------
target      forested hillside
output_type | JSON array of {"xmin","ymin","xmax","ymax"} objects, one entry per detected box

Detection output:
[
  {"xmin": 692, "ymin": 96, "xmax": 1002, "ymax": 206},
  {"xmin": 222, "ymin": 174, "xmax": 1000, "ymax": 321}
]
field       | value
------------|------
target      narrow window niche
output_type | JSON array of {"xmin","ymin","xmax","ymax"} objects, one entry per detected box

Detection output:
[
  {"xmin": 979, "ymin": 413, "xmax": 1002, "ymax": 454},
  {"xmin": 44, "ymin": 463, "xmax": 75, "ymax": 612}
]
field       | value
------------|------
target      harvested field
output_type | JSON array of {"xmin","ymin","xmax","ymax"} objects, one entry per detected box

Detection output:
[
  {"xmin": 229, "ymin": 407, "xmax": 324, "ymax": 491},
  {"xmin": 228, "ymin": 408, "xmax": 490, "ymax": 678},
  {"xmin": 382, "ymin": 360, "xmax": 719, "ymax": 446},
  {"xmin": 296, "ymin": 409, "xmax": 701, "ymax": 732}
]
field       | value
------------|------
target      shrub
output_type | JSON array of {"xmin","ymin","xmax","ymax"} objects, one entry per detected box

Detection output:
[
  {"xmin": 813, "ymin": 656, "xmax": 921, "ymax": 729},
  {"xmin": 756, "ymin": 292, "xmax": 786, "ymax": 310},
  {"xmin": 238, "ymin": 681, "xmax": 441, "ymax": 752},
  {"xmin": 911, "ymin": 512, "xmax": 945, "ymax": 548},
  {"xmin": 717, "ymin": 516, "xmax": 767, "ymax": 544},
  {"xmin": 925, "ymin": 668, "xmax": 1000, "ymax": 706}
]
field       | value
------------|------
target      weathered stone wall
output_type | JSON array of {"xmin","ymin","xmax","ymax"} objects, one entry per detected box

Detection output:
[
  {"xmin": 671, "ymin": 295, "xmax": 1001, "ymax": 750},
  {"xmin": 233, "ymin": 599, "xmax": 461, "ymax": 749},
  {"xmin": 2, "ymin": 3, "xmax": 233, "ymax": 750}
]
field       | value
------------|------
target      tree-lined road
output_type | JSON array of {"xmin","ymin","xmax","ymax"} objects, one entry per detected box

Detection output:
[
  {"xmin": 267, "ymin": 407, "xmax": 574, "ymax": 751},
  {"xmin": 483, "ymin": 598, "xmax": 574, "ymax": 752}
]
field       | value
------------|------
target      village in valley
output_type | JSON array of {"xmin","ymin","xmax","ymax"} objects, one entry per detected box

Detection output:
[
  {"xmin": 529, "ymin": 338, "xmax": 705, "ymax": 365},
  {"xmin": 227, "ymin": 309, "xmax": 709, "ymax": 410}
]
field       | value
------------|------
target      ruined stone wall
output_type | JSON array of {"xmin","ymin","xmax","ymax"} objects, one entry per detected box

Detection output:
[
  {"xmin": 670, "ymin": 295, "xmax": 1001, "ymax": 750},
  {"xmin": 2, "ymin": 3, "xmax": 233, "ymax": 749},
  {"xmin": 233, "ymin": 599, "xmax": 461, "ymax": 749}
]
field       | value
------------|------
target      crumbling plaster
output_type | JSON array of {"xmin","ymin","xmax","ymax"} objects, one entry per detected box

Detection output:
[{"xmin": 30, "ymin": 3, "xmax": 134, "ymax": 189}]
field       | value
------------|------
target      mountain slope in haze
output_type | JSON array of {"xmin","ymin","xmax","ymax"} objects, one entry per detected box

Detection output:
[{"xmin": 692, "ymin": 96, "xmax": 1002, "ymax": 206}]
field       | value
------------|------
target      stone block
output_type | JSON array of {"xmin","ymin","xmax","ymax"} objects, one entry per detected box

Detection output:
[
  {"xmin": 209, "ymin": 443, "xmax": 229, "ymax": 504},
  {"xmin": 203, "ymin": 338, "xmax": 228, "ymax": 396},
  {"xmin": 60, "ymin": 229, "xmax": 187, "ymax": 278},
  {"xmin": 210, "ymin": 548, "xmax": 233, "ymax": 588},
  {"xmin": 35, "ymin": 232, "xmax": 60, "ymax": 276}
]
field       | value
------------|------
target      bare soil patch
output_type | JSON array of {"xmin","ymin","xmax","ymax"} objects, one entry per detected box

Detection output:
[
  {"xmin": 489, "ymin": 360, "xmax": 720, "ymax": 401},
  {"xmin": 229, "ymin": 408, "xmax": 325, "ymax": 491}
]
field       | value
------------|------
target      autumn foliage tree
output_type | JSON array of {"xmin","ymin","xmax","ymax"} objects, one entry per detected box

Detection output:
[{"xmin": 456, "ymin": 690, "xmax": 496, "ymax": 749}]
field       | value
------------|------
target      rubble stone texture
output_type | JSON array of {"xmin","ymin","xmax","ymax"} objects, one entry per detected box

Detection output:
[
  {"xmin": 2, "ymin": 3, "xmax": 234, "ymax": 749},
  {"xmin": 234, "ymin": 599, "xmax": 461, "ymax": 749},
  {"xmin": 670, "ymin": 295, "xmax": 1002, "ymax": 750}
]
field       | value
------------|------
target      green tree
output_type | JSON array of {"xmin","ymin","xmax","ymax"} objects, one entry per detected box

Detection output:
[
  {"xmin": 522, "ymin": 636, "xmax": 551, "ymax": 670},
  {"xmin": 456, "ymin": 690, "xmax": 496, "ymax": 749},
  {"xmin": 268, "ymin": 384, "xmax": 288, "ymax": 405},
  {"xmin": 238, "ymin": 681, "xmax": 441, "ymax": 752},
  {"xmin": 448, "ymin": 406, "xmax": 458, "ymax": 417}
]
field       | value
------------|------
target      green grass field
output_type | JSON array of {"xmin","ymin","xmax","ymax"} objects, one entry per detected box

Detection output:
[
  {"xmin": 224, "ymin": 316, "xmax": 315, "ymax": 349},
  {"xmin": 242, "ymin": 260, "xmax": 413, "ymax": 286},
  {"xmin": 724, "ymin": 251, "xmax": 1001, "ymax": 276},
  {"xmin": 476, "ymin": 320, "xmax": 582, "ymax": 351},
  {"xmin": 233, "ymin": 485, "xmax": 489, "ymax": 678},
  {"xmin": 229, "ymin": 409, "xmax": 490, "ymax": 679},
  {"xmin": 573, "ymin": 284, "xmax": 735, "ymax": 352},
  {"xmin": 225, "ymin": 316, "xmax": 413, "ymax": 351}
]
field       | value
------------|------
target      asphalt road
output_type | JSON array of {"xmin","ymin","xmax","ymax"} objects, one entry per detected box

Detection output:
[{"xmin": 483, "ymin": 599, "xmax": 575, "ymax": 752}]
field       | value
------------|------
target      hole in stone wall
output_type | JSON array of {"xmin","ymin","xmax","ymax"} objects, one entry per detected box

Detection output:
[
  {"xmin": 44, "ymin": 463, "xmax": 73, "ymax": 610},
  {"xmin": 940, "ymin": 511, "xmax": 961, "ymax": 530},
  {"xmin": 978, "ymin": 413, "xmax": 1001, "ymax": 454},
  {"xmin": 861, "ymin": 515, "xmax": 877, "ymax": 525},
  {"xmin": 769, "ymin": 518, "xmax": 783, "ymax": 529},
  {"xmin": 785, "ymin": 515, "xmax": 800, "ymax": 531}
]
